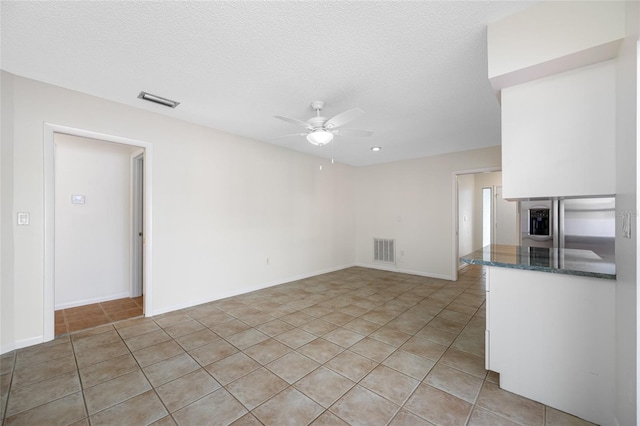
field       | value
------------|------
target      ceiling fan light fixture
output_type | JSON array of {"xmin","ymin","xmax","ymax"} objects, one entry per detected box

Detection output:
[{"xmin": 306, "ymin": 130, "xmax": 334, "ymax": 146}]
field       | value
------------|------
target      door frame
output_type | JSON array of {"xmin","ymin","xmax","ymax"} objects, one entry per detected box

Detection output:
[
  {"xmin": 451, "ymin": 167, "xmax": 501, "ymax": 281},
  {"xmin": 43, "ymin": 123, "xmax": 154, "ymax": 342}
]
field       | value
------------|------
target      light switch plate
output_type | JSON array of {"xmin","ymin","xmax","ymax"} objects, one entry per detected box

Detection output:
[{"xmin": 17, "ymin": 212, "xmax": 30, "ymax": 225}]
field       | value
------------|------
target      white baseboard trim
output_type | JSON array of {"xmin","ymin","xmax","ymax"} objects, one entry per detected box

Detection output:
[
  {"xmin": 2, "ymin": 263, "xmax": 453, "ymax": 354},
  {"xmin": 3, "ymin": 266, "xmax": 360, "ymax": 353},
  {"xmin": 1, "ymin": 335, "xmax": 44, "ymax": 355},
  {"xmin": 355, "ymin": 262, "xmax": 454, "ymax": 281},
  {"xmin": 55, "ymin": 292, "xmax": 131, "ymax": 310},
  {"xmin": 151, "ymin": 264, "xmax": 356, "ymax": 317}
]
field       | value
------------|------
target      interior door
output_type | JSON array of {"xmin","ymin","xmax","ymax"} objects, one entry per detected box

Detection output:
[
  {"xmin": 495, "ymin": 186, "xmax": 518, "ymax": 245},
  {"xmin": 131, "ymin": 152, "xmax": 144, "ymax": 297}
]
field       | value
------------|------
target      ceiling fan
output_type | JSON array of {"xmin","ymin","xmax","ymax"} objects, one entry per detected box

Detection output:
[{"xmin": 274, "ymin": 101, "xmax": 373, "ymax": 146}]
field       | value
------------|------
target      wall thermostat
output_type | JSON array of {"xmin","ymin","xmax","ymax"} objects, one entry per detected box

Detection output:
[{"xmin": 71, "ymin": 195, "xmax": 86, "ymax": 204}]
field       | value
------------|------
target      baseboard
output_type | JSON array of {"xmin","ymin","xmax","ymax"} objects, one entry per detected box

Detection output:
[
  {"xmin": 55, "ymin": 292, "xmax": 131, "ymax": 310},
  {"xmin": 1, "ymin": 335, "xmax": 44, "ymax": 355},
  {"xmin": 3, "ymin": 263, "xmax": 448, "ymax": 354},
  {"xmin": 151, "ymin": 263, "xmax": 356, "ymax": 317},
  {"xmin": 1, "ymin": 343, "xmax": 16, "ymax": 355},
  {"xmin": 355, "ymin": 262, "xmax": 454, "ymax": 281}
]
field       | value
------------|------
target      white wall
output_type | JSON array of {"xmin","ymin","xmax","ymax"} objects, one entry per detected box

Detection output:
[
  {"xmin": 354, "ymin": 146, "xmax": 502, "ymax": 279},
  {"xmin": 502, "ymin": 60, "xmax": 617, "ymax": 199},
  {"xmin": 457, "ymin": 174, "xmax": 474, "ymax": 258},
  {"xmin": 54, "ymin": 134, "xmax": 136, "ymax": 309},
  {"xmin": 1, "ymin": 71, "xmax": 15, "ymax": 349},
  {"xmin": 614, "ymin": 2, "xmax": 639, "ymax": 425},
  {"xmin": 488, "ymin": 0, "xmax": 625, "ymax": 90},
  {"xmin": 1, "ymin": 71, "xmax": 356, "ymax": 352}
]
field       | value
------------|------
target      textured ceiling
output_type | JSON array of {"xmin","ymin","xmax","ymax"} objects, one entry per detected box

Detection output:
[{"xmin": 1, "ymin": 1, "xmax": 536, "ymax": 166}]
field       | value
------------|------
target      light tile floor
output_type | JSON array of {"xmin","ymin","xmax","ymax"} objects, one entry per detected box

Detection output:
[{"xmin": 1, "ymin": 265, "xmax": 595, "ymax": 425}]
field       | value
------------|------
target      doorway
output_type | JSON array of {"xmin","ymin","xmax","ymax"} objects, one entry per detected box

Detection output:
[
  {"xmin": 53, "ymin": 134, "xmax": 144, "ymax": 335},
  {"xmin": 453, "ymin": 170, "xmax": 517, "ymax": 280},
  {"xmin": 43, "ymin": 123, "xmax": 153, "ymax": 342}
]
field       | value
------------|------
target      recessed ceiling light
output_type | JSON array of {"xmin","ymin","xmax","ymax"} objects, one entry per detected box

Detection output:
[
  {"xmin": 371, "ymin": 146, "xmax": 382, "ymax": 152},
  {"xmin": 137, "ymin": 91, "xmax": 180, "ymax": 108}
]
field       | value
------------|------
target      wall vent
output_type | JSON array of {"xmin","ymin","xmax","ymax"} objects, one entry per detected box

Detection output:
[{"xmin": 374, "ymin": 238, "xmax": 395, "ymax": 263}]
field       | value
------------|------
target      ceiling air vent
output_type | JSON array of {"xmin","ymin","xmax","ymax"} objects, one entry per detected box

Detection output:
[
  {"xmin": 374, "ymin": 238, "xmax": 395, "ymax": 264},
  {"xmin": 138, "ymin": 91, "xmax": 180, "ymax": 108}
]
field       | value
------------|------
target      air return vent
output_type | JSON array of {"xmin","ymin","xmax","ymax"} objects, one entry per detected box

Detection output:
[
  {"xmin": 138, "ymin": 91, "xmax": 180, "ymax": 108},
  {"xmin": 374, "ymin": 238, "xmax": 395, "ymax": 263}
]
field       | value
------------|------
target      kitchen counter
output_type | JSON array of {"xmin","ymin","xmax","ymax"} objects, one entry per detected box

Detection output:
[
  {"xmin": 460, "ymin": 244, "xmax": 615, "ymax": 280},
  {"xmin": 468, "ymin": 244, "xmax": 616, "ymax": 424}
]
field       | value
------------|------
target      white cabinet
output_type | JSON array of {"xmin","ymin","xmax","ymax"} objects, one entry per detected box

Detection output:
[
  {"xmin": 486, "ymin": 266, "xmax": 615, "ymax": 425},
  {"xmin": 501, "ymin": 61, "xmax": 616, "ymax": 200}
]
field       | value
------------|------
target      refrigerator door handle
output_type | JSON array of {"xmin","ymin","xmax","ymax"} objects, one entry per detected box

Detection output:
[{"xmin": 555, "ymin": 199, "xmax": 562, "ymax": 249}]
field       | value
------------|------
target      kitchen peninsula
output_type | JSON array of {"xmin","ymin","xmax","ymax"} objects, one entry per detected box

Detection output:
[{"xmin": 461, "ymin": 244, "xmax": 615, "ymax": 425}]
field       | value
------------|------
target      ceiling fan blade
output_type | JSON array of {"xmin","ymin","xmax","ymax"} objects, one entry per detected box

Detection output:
[
  {"xmin": 333, "ymin": 128, "xmax": 373, "ymax": 137},
  {"xmin": 325, "ymin": 108, "xmax": 364, "ymax": 129},
  {"xmin": 271, "ymin": 132, "xmax": 308, "ymax": 140},
  {"xmin": 274, "ymin": 115, "xmax": 310, "ymax": 128}
]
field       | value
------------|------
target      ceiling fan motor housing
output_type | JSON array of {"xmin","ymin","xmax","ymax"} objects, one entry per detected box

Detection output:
[{"xmin": 307, "ymin": 116, "xmax": 327, "ymax": 130}]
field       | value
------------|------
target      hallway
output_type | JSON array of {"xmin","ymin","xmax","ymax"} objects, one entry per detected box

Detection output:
[{"xmin": 55, "ymin": 297, "xmax": 143, "ymax": 336}]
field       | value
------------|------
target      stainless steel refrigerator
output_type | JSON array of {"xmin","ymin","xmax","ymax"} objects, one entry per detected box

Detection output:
[{"xmin": 520, "ymin": 197, "xmax": 615, "ymax": 262}]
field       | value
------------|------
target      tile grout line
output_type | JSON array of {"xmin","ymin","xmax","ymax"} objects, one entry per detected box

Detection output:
[
  {"xmin": 113, "ymin": 317, "xmax": 177, "ymax": 424},
  {"xmin": 6, "ymin": 267, "xmax": 568, "ymax": 426},
  {"xmin": 1, "ymin": 351, "xmax": 17, "ymax": 426},
  {"xmin": 2, "ymin": 337, "xmax": 86, "ymax": 422},
  {"xmin": 69, "ymin": 334, "xmax": 93, "ymax": 424},
  {"xmin": 391, "ymin": 273, "xmax": 487, "ymax": 425},
  {"xmin": 214, "ymin": 282, "xmax": 404, "ymax": 425},
  {"xmin": 4, "ymin": 339, "xmax": 76, "ymax": 421},
  {"xmin": 456, "ymin": 274, "xmax": 489, "ymax": 426},
  {"xmin": 161, "ymin": 311, "xmax": 265, "ymax": 424},
  {"xmin": 253, "ymin": 277, "xmax": 427, "ymax": 425},
  {"xmin": 459, "ymin": 273, "xmax": 499, "ymax": 426}
]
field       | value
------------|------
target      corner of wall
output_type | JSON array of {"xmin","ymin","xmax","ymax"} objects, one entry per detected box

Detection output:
[
  {"xmin": 613, "ymin": 1, "xmax": 640, "ymax": 424},
  {"xmin": 1, "ymin": 70, "xmax": 16, "ymax": 354}
]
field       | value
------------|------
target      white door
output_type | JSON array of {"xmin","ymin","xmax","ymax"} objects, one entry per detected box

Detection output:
[
  {"xmin": 495, "ymin": 186, "xmax": 518, "ymax": 245},
  {"xmin": 131, "ymin": 153, "xmax": 144, "ymax": 297}
]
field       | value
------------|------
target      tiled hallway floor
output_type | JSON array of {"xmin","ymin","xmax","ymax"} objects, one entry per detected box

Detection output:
[
  {"xmin": 1, "ymin": 266, "xmax": 594, "ymax": 425},
  {"xmin": 55, "ymin": 296, "xmax": 144, "ymax": 336}
]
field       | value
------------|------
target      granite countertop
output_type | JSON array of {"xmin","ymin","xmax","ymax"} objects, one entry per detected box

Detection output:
[{"xmin": 460, "ymin": 244, "xmax": 616, "ymax": 280}]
